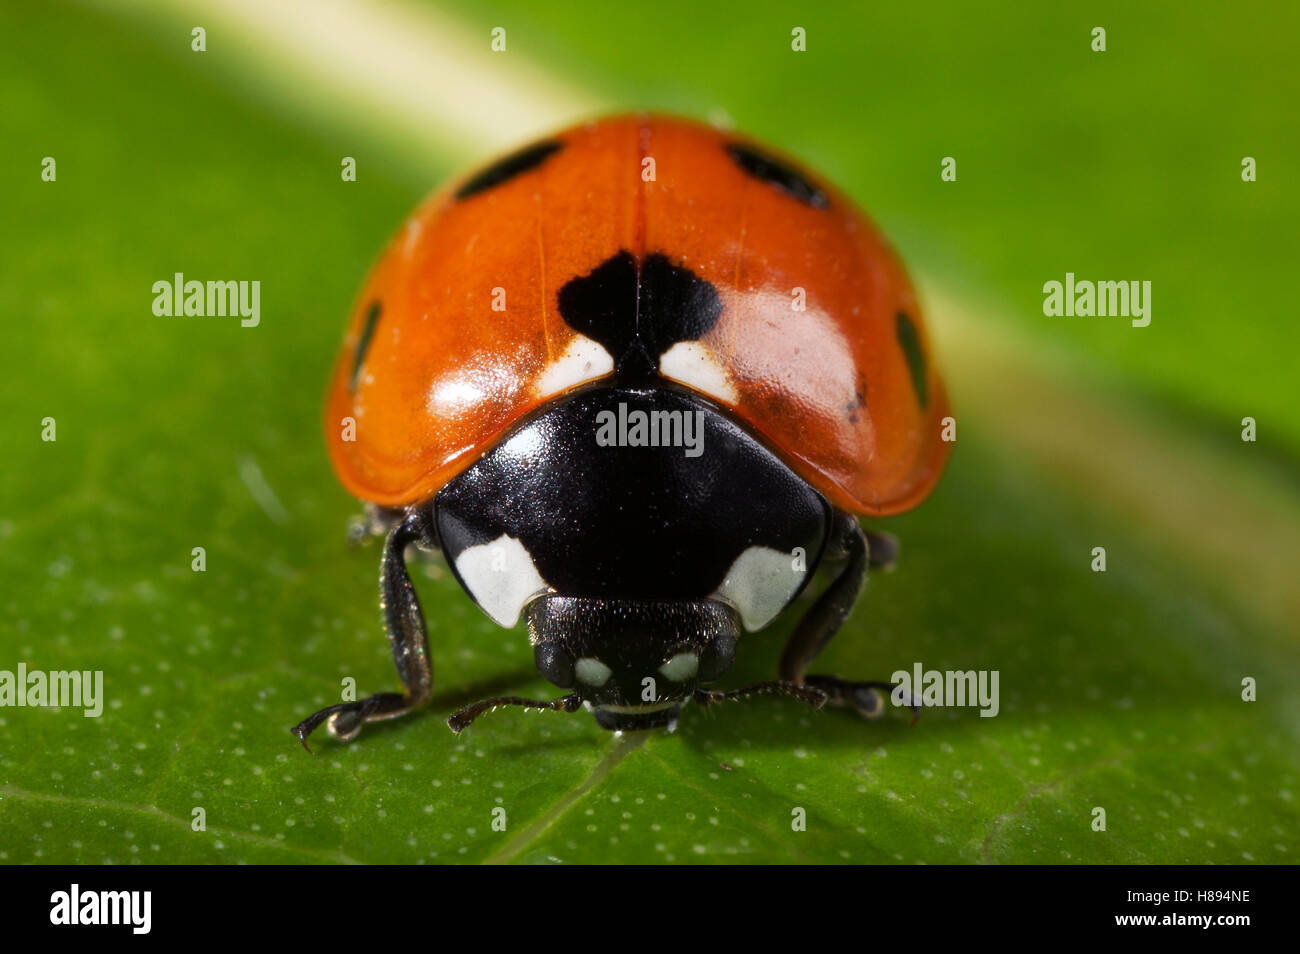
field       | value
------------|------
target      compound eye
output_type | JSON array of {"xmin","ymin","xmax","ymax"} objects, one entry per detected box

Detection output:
[
  {"xmin": 658, "ymin": 652, "xmax": 699, "ymax": 683},
  {"xmin": 535, "ymin": 643, "xmax": 575, "ymax": 688},
  {"xmin": 575, "ymin": 657, "xmax": 613, "ymax": 687},
  {"xmin": 698, "ymin": 630, "xmax": 737, "ymax": 682}
]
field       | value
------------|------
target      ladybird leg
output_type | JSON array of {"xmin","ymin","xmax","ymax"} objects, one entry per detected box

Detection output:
[
  {"xmin": 294, "ymin": 510, "xmax": 435, "ymax": 749},
  {"xmin": 778, "ymin": 512, "xmax": 917, "ymax": 721}
]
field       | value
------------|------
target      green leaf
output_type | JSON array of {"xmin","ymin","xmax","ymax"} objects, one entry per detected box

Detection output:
[{"xmin": 1, "ymin": 0, "xmax": 1296, "ymax": 865}]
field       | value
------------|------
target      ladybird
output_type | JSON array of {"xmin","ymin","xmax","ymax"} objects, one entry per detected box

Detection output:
[{"xmin": 293, "ymin": 114, "xmax": 951, "ymax": 746}]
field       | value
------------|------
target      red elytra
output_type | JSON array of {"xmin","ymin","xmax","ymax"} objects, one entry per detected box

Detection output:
[{"xmin": 325, "ymin": 114, "xmax": 951, "ymax": 517}]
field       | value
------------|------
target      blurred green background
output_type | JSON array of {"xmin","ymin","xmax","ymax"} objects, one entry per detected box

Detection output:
[{"xmin": 0, "ymin": 0, "xmax": 1296, "ymax": 864}]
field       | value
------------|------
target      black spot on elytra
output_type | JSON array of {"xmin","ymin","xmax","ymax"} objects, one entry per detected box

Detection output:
[
  {"xmin": 350, "ymin": 301, "xmax": 381, "ymax": 392},
  {"xmin": 639, "ymin": 254, "xmax": 724, "ymax": 354},
  {"xmin": 556, "ymin": 252, "xmax": 723, "ymax": 381},
  {"xmin": 455, "ymin": 139, "xmax": 563, "ymax": 200},
  {"xmin": 557, "ymin": 252, "xmax": 639, "ymax": 366},
  {"xmin": 845, "ymin": 379, "xmax": 868, "ymax": 424},
  {"xmin": 726, "ymin": 143, "xmax": 829, "ymax": 209},
  {"xmin": 895, "ymin": 311, "xmax": 928, "ymax": 409}
]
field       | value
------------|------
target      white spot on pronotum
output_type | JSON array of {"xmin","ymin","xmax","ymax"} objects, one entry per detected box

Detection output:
[
  {"xmin": 791, "ymin": 547, "xmax": 806, "ymax": 572},
  {"xmin": 1091, "ymin": 27, "xmax": 1106, "ymax": 52},
  {"xmin": 191, "ymin": 26, "xmax": 207, "ymax": 52},
  {"xmin": 1241, "ymin": 417, "xmax": 1256, "ymax": 442},
  {"xmin": 658, "ymin": 653, "xmax": 699, "ymax": 682},
  {"xmin": 575, "ymin": 657, "xmax": 612, "ymax": 687},
  {"xmin": 790, "ymin": 26, "xmax": 806, "ymax": 52},
  {"xmin": 341, "ymin": 156, "xmax": 356, "ymax": 181},
  {"xmin": 1242, "ymin": 677, "xmax": 1256, "ymax": 702},
  {"xmin": 491, "ymin": 26, "xmax": 506, "ymax": 52},
  {"xmin": 1242, "ymin": 157, "xmax": 1256, "ymax": 182},
  {"xmin": 453, "ymin": 534, "xmax": 548, "ymax": 627},
  {"xmin": 641, "ymin": 156, "xmax": 656, "ymax": 181},
  {"xmin": 534, "ymin": 335, "xmax": 614, "ymax": 398},
  {"xmin": 1091, "ymin": 546, "xmax": 1107, "ymax": 572},
  {"xmin": 658, "ymin": 341, "xmax": 739, "ymax": 404},
  {"xmin": 1092, "ymin": 807, "xmax": 1106, "ymax": 831},
  {"xmin": 942, "ymin": 156, "xmax": 956, "ymax": 181},
  {"xmin": 190, "ymin": 547, "xmax": 206, "ymax": 572},
  {"xmin": 714, "ymin": 545, "xmax": 806, "ymax": 631}
]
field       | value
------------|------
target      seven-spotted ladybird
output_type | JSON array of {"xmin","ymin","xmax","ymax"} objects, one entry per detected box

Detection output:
[{"xmin": 293, "ymin": 115, "xmax": 951, "ymax": 746}]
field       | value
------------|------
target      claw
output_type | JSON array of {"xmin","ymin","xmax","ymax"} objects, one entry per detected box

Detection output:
[{"xmin": 291, "ymin": 724, "xmax": 314, "ymax": 754}]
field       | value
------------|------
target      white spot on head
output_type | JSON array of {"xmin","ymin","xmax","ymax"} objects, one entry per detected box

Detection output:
[
  {"xmin": 575, "ymin": 657, "xmax": 612, "ymax": 686},
  {"xmin": 453, "ymin": 534, "xmax": 549, "ymax": 627},
  {"xmin": 713, "ymin": 545, "xmax": 806, "ymax": 631},
  {"xmin": 658, "ymin": 652, "xmax": 699, "ymax": 682},
  {"xmin": 534, "ymin": 335, "xmax": 614, "ymax": 398},
  {"xmin": 658, "ymin": 341, "xmax": 738, "ymax": 404}
]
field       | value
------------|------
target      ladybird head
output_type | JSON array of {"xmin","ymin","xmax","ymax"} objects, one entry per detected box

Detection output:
[
  {"xmin": 444, "ymin": 594, "xmax": 828, "ymax": 734},
  {"xmin": 525, "ymin": 597, "xmax": 739, "ymax": 730}
]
